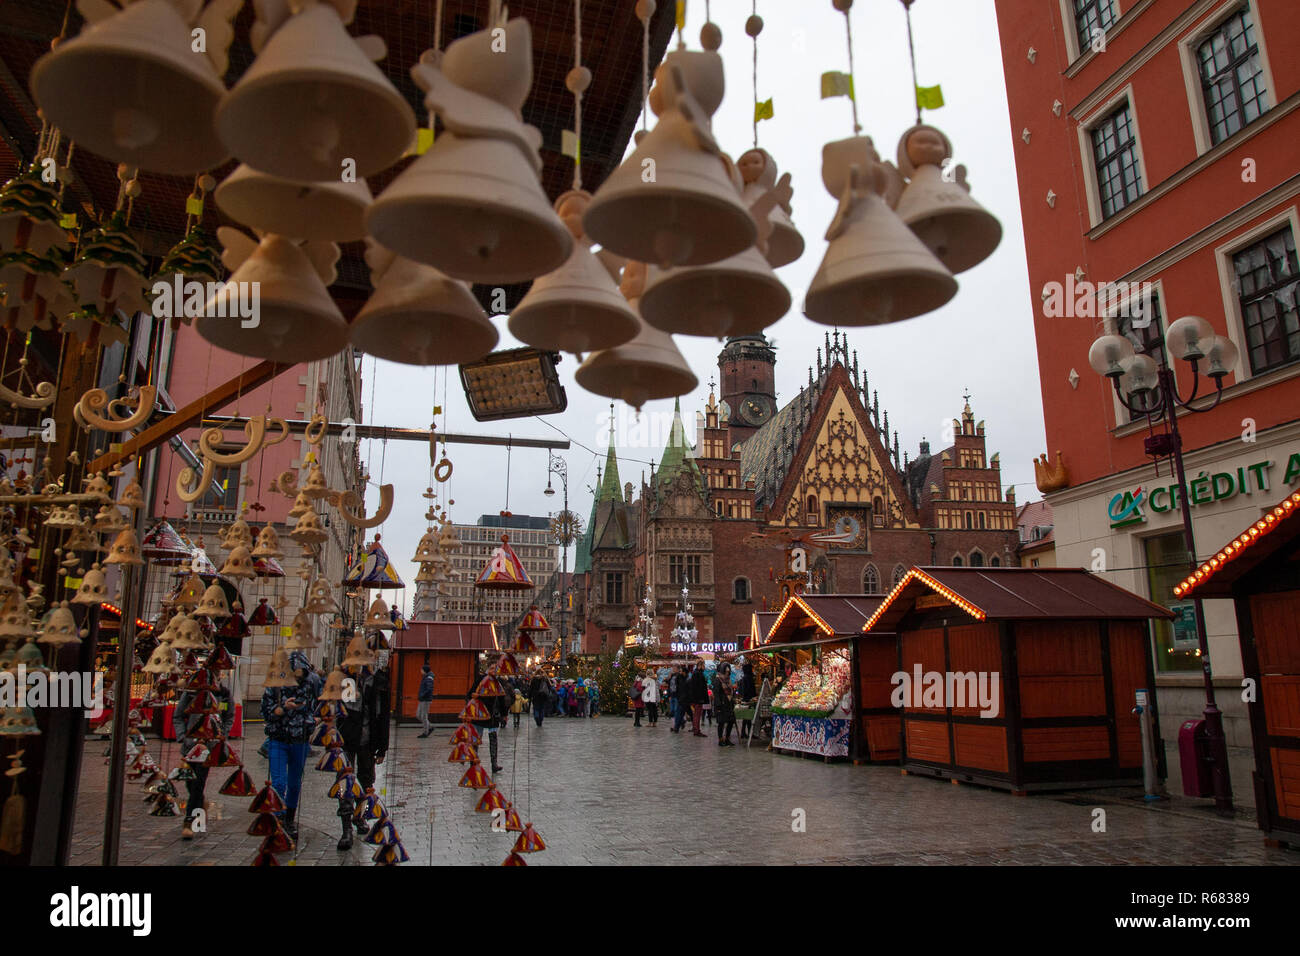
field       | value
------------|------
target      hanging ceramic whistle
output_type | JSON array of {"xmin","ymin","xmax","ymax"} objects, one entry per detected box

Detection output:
[{"xmin": 737, "ymin": 148, "xmax": 804, "ymax": 268}]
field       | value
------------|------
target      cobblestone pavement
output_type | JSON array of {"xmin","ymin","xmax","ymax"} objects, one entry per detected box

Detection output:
[{"xmin": 71, "ymin": 716, "xmax": 1299, "ymax": 866}]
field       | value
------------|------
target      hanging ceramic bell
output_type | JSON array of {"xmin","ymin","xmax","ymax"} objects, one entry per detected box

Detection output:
[
  {"xmin": 301, "ymin": 578, "xmax": 338, "ymax": 615},
  {"xmin": 220, "ymin": 545, "xmax": 256, "ymax": 579},
  {"xmin": 142, "ymin": 644, "xmax": 179, "ymax": 675},
  {"xmin": 197, "ymin": 230, "xmax": 348, "ymax": 363},
  {"xmin": 71, "ymin": 564, "xmax": 109, "ymax": 605},
  {"xmin": 584, "ymin": 50, "xmax": 755, "ymax": 268},
  {"xmin": 221, "ymin": 517, "xmax": 253, "ymax": 551},
  {"xmin": 214, "ymin": 164, "xmax": 371, "ymax": 241},
  {"xmin": 412, "ymin": 531, "xmax": 440, "ymax": 563},
  {"xmin": 289, "ymin": 509, "xmax": 327, "ymax": 545},
  {"xmin": 263, "ymin": 649, "xmax": 297, "ymax": 688},
  {"xmin": 103, "ymin": 529, "xmax": 143, "ymax": 566},
  {"xmin": 215, "ymin": 0, "xmax": 414, "ymax": 181},
  {"xmin": 287, "ymin": 492, "xmax": 312, "ymax": 520},
  {"xmin": 366, "ymin": 21, "xmax": 571, "ymax": 284},
  {"xmin": 171, "ymin": 572, "xmax": 206, "ymax": 609},
  {"xmin": 319, "ymin": 667, "xmax": 347, "ymax": 701},
  {"xmin": 893, "ymin": 125, "xmax": 1001, "ymax": 275},
  {"xmin": 363, "ymin": 598, "xmax": 394, "ymax": 631},
  {"xmin": 804, "ymin": 136, "xmax": 956, "ymax": 327},
  {"xmin": 737, "ymin": 148, "xmax": 804, "ymax": 268},
  {"xmin": 285, "ymin": 612, "xmax": 319, "ymax": 650},
  {"xmin": 508, "ymin": 190, "xmax": 640, "ymax": 353},
  {"xmin": 37, "ymin": 602, "xmax": 82, "ymax": 646},
  {"xmin": 29, "ymin": 0, "xmax": 236, "ymax": 174},
  {"xmin": 574, "ymin": 262, "xmax": 697, "ymax": 410},
  {"xmin": 194, "ymin": 583, "xmax": 231, "ymax": 620},
  {"xmin": 171, "ymin": 615, "xmax": 209, "ymax": 651},
  {"xmin": 639, "ymin": 249, "xmax": 790, "ymax": 339},
  {"xmin": 301, "ymin": 463, "xmax": 329, "ymax": 499},
  {"xmin": 251, "ymin": 524, "xmax": 284, "ymax": 559},
  {"xmin": 349, "ymin": 245, "xmax": 497, "ymax": 366},
  {"xmin": 342, "ymin": 633, "xmax": 375, "ymax": 668},
  {"xmin": 117, "ymin": 481, "xmax": 146, "ymax": 511}
]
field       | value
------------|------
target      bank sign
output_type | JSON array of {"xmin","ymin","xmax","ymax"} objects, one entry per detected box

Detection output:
[{"xmin": 1108, "ymin": 452, "xmax": 1300, "ymax": 529}]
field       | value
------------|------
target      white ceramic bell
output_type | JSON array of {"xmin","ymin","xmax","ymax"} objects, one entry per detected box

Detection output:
[
  {"xmin": 30, "ymin": 0, "xmax": 234, "ymax": 174},
  {"xmin": 507, "ymin": 190, "xmax": 640, "ymax": 354},
  {"xmin": 216, "ymin": 0, "xmax": 414, "ymax": 181},
  {"xmin": 737, "ymin": 148, "xmax": 804, "ymax": 268},
  {"xmin": 366, "ymin": 20, "xmax": 571, "ymax": 284},
  {"xmin": 893, "ymin": 125, "xmax": 1002, "ymax": 275},
  {"xmin": 639, "ymin": 247, "xmax": 790, "ymax": 338},
  {"xmin": 71, "ymin": 564, "xmax": 109, "ymax": 606},
  {"xmin": 195, "ymin": 583, "xmax": 231, "ymax": 619},
  {"xmin": 214, "ymin": 164, "xmax": 372, "ymax": 242},
  {"xmin": 197, "ymin": 231, "xmax": 348, "ymax": 363},
  {"xmin": 104, "ymin": 529, "xmax": 143, "ymax": 566},
  {"xmin": 349, "ymin": 246, "xmax": 498, "ymax": 365},
  {"xmin": 804, "ymin": 136, "xmax": 956, "ymax": 327},
  {"xmin": 584, "ymin": 50, "xmax": 755, "ymax": 268}
]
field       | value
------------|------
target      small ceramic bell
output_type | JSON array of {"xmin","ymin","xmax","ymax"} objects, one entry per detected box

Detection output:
[
  {"xmin": 288, "ymin": 509, "xmax": 327, "ymax": 545},
  {"xmin": 893, "ymin": 124, "xmax": 1002, "ymax": 275},
  {"xmin": 263, "ymin": 649, "xmax": 297, "ymax": 688},
  {"xmin": 215, "ymin": 0, "xmax": 415, "ymax": 181},
  {"xmin": 301, "ymin": 464, "xmax": 329, "ymax": 499},
  {"xmin": 117, "ymin": 480, "xmax": 146, "ymax": 511},
  {"xmin": 171, "ymin": 572, "xmax": 206, "ymax": 610},
  {"xmin": 804, "ymin": 136, "xmax": 956, "ymax": 327},
  {"xmin": 248, "ymin": 598, "xmax": 278, "ymax": 628},
  {"xmin": 71, "ymin": 564, "xmax": 109, "ymax": 605},
  {"xmin": 251, "ymin": 524, "xmax": 284, "ymax": 559},
  {"xmin": 639, "ymin": 248, "xmax": 790, "ymax": 339},
  {"xmin": 141, "ymin": 644, "xmax": 178, "ymax": 677},
  {"xmin": 92, "ymin": 505, "xmax": 129, "ymax": 534},
  {"xmin": 194, "ymin": 583, "xmax": 231, "ymax": 620},
  {"xmin": 363, "ymin": 598, "xmax": 394, "ymax": 631},
  {"xmin": 301, "ymin": 578, "xmax": 338, "ymax": 615},
  {"xmin": 103, "ymin": 529, "xmax": 144, "ymax": 566},
  {"xmin": 221, "ymin": 516, "xmax": 253, "ymax": 551},
  {"xmin": 171, "ymin": 614, "xmax": 209, "ymax": 651},
  {"xmin": 215, "ymin": 164, "xmax": 372, "ymax": 242},
  {"xmin": 319, "ymin": 667, "xmax": 347, "ymax": 701},
  {"xmin": 220, "ymin": 545, "xmax": 256, "ymax": 580},
  {"xmin": 287, "ymin": 492, "xmax": 312, "ymax": 520},
  {"xmin": 584, "ymin": 50, "xmax": 755, "ymax": 268},
  {"xmin": 341, "ymin": 633, "xmax": 375, "ymax": 668},
  {"xmin": 37, "ymin": 602, "xmax": 83, "ymax": 646},
  {"xmin": 412, "ymin": 531, "xmax": 440, "ymax": 563},
  {"xmin": 285, "ymin": 611, "xmax": 319, "ymax": 650}
]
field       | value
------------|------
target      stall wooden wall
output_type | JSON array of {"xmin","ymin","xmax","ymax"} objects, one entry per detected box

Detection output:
[
  {"xmin": 391, "ymin": 649, "xmax": 478, "ymax": 721},
  {"xmin": 1247, "ymin": 590, "xmax": 1300, "ymax": 833},
  {"xmin": 856, "ymin": 636, "xmax": 900, "ymax": 761}
]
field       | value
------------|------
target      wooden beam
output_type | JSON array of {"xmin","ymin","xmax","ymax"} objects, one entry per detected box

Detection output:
[{"xmin": 86, "ymin": 360, "xmax": 291, "ymax": 473}]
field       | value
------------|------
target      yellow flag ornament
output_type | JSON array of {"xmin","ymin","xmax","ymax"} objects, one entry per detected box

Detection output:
[
  {"xmin": 754, "ymin": 98, "xmax": 774, "ymax": 122},
  {"xmin": 916, "ymin": 84, "xmax": 945, "ymax": 111},
  {"xmin": 820, "ymin": 71, "xmax": 854, "ymax": 101}
]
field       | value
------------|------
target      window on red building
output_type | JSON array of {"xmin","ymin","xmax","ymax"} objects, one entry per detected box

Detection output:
[
  {"xmin": 1197, "ymin": 6, "xmax": 1268, "ymax": 146},
  {"xmin": 1116, "ymin": 292, "xmax": 1166, "ymax": 421},
  {"xmin": 1091, "ymin": 103, "xmax": 1143, "ymax": 218},
  {"xmin": 1073, "ymin": 0, "xmax": 1116, "ymax": 54},
  {"xmin": 1233, "ymin": 226, "xmax": 1299, "ymax": 374}
]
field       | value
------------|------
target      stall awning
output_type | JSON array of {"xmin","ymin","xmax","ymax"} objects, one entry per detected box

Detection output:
[
  {"xmin": 748, "ymin": 635, "xmax": 852, "ymax": 653},
  {"xmin": 863, "ymin": 567, "xmax": 1174, "ymax": 633},
  {"xmin": 765, "ymin": 593, "xmax": 884, "ymax": 645},
  {"xmin": 750, "ymin": 612, "xmax": 778, "ymax": 648},
  {"xmin": 1173, "ymin": 490, "xmax": 1300, "ymax": 599},
  {"xmin": 394, "ymin": 621, "xmax": 499, "ymax": 651}
]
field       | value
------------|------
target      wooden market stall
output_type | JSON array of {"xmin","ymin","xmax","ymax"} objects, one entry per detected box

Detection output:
[
  {"xmin": 862, "ymin": 567, "xmax": 1172, "ymax": 793},
  {"xmin": 759, "ymin": 594, "xmax": 891, "ymax": 763},
  {"xmin": 390, "ymin": 621, "xmax": 499, "ymax": 724},
  {"xmin": 1174, "ymin": 489, "xmax": 1300, "ymax": 846}
]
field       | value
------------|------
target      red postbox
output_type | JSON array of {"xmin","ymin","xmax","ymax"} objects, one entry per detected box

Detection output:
[{"xmin": 1178, "ymin": 719, "xmax": 1213, "ymax": 797}]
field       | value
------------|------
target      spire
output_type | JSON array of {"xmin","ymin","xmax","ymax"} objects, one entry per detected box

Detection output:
[
  {"xmin": 597, "ymin": 409, "xmax": 622, "ymax": 502},
  {"xmin": 656, "ymin": 398, "xmax": 703, "ymax": 497}
]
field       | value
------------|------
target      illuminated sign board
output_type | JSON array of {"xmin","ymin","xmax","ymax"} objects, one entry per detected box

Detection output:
[
  {"xmin": 671, "ymin": 641, "xmax": 739, "ymax": 654},
  {"xmin": 1108, "ymin": 452, "xmax": 1300, "ymax": 530}
]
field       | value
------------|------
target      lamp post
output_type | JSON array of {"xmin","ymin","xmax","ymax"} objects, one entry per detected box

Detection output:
[
  {"xmin": 544, "ymin": 453, "xmax": 570, "ymax": 664},
  {"xmin": 1089, "ymin": 313, "xmax": 1239, "ymax": 816}
]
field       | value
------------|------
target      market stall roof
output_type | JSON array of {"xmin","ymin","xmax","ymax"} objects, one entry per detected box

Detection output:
[
  {"xmin": 750, "ymin": 612, "xmax": 778, "ymax": 648},
  {"xmin": 393, "ymin": 621, "xmax": 498, "ymax": 652},
  {"xmin": 863, "ymin": 567, "xmax": 1174, "ymax": 633},
  {"xmin": 748, "ymin": 635, "xmax": 853, "ymax": 654},
  {"xmin": 1173, "ymin": 490, "xmax": 1300, "ymax": 599},
  {"xmin": 766, "ymin": 594, "xmax": 885, "ymax": 645}
]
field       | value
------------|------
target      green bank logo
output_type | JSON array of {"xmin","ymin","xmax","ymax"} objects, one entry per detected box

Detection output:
[{"xmin": 1108, "ymin": 487, "xmax": 1146, "ymax": 529}]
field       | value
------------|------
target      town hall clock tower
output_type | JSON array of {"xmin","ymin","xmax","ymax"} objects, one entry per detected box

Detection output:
[{"xmin": 718, "ymin": 333, "xmax": 777, "ymax": 444}]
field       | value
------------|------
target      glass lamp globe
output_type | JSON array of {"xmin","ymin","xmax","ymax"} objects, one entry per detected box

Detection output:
[
  {"xmin": 1119, "ymin": 353, "xmax": 1158, "ymax": 393},
  {"xmin": 1165, "ymin": 315, "xmax": 1215, "ymax": 362},
  {"xmin": 1088, "ymin": 334, "xmax": 1135, "ymax": 379},
  {"xmin": 1204, "ymin": 335, "xmax": 1240, "ymax": 380}
]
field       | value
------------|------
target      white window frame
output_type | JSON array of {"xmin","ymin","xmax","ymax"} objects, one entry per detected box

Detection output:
[
  {"xmin": 1077, "ymin": 84, "xmax": 1149, "ymax": 228},
  {"xmin": 1100, "ymin": 277, "xmax": 1168, "ymax": 427},
  {"xmin": 1213, "ymin": 206, "xmax": 1300, "ymax": 381},
  {"xmin": 1176, "ymin": 0, "xmax": 1276, "ymax": 156},
  {"xmin": 1059, "ymin": 0, "xmax": 1123, "ymax": 63}
]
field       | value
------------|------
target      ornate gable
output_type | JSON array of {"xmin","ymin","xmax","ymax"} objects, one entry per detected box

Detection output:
[{"xmin": 769, "ymin": 367, "xmax": 921, "ymax": 531}]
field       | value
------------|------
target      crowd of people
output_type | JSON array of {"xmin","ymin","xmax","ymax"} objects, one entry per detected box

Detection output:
[{"xmin": 631, "ymin": 660, "xmax": 759, "ymax": 747}]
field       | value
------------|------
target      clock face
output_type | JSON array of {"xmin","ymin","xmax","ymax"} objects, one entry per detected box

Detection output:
[
  {"xmin": 825, "ymin": 507, "xmax": 870, "ymax": 549},
  {"xmin": 740, "ymin": 395, "xmax": 774, "ymax": 425},
  {"xmin": 832, "ymin": 514, "xmax": 862, "ymax": 539}
]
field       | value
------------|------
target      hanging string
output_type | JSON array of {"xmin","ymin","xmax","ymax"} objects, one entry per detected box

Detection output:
[
  {"xmin": 504, "ymin": 437, "xmax": 512, "ymax": 512},
  {"xmin": 751, "ymin": 0, "xmax": 759, "ymax": 148},
  {"xmin": 434, "ymin": 0, "xmax": 444, "ymax": 52},
  {"xmin": 840, "ymin": 2, "xmax": 862, "ymax": 134},
  {"xmin": 640, "ymin": 1, "xmax": 652, "ymax": 133},
  {"xmin": 902, "ymin": 0, "xmax": 922, "ymax": 126},
  {"xmin": 570, "ymin": 0, "xmax": 584, "ymax": 191}
]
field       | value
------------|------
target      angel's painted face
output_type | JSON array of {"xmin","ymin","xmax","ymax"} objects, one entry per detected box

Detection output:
[
  {"xmin": 737, "ymin": 149, "xmax": 767, "ymax": 184},
  {"xmin": 556, "ymin": 193, "xmax": 590, "ymax": 240},
  {"xmin": 906, "ymin": 128, "xmax": 948, "ymax": 167}
]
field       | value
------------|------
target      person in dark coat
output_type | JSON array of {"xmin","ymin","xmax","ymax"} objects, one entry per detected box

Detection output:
[
  {"xmin": 260, "ymin": 650, "xmax": 320, "ymax": 841},
  {"xmin": 687, "ymin": 664, "xmax": 707, "ymax": 737},
  {"xmin": 738, "ymin": 661, "xmax": 758, "ymax": 739},
  {"xmin": 336, "ymin": 651, "xmax": 391, "ymax": 850},
  {"xmin": 173, "ymin": 670, "xmax": 233, "ymax": 840},
  {"xmin": 528, "ymin": 672, "xmax": 552, "ymax": 728},
  {"xmin": 714, "ymin": 663, "xmax": 737, "ymax": 746},
  {"xmin": 469, "ymin": 680, "xmax": 511, "ymax": 773},
  {"xmin": 416, "ymin": 664, "xmax": 435, "ymax": 738}
]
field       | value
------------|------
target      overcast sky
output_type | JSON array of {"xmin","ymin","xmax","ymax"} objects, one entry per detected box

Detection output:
[{"xmin": 360, "ymin": 0, "xmax": 1046, "ymax": 616}]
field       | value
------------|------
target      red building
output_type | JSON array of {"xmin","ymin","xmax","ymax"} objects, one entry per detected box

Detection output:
[{"xmin": 995, "ymin": 0, "xmax": 1300, "ymax": 744}]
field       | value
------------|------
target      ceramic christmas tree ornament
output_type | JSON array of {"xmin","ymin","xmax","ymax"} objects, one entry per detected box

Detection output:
[
  {"xmin": 893, "ymin": 124, "xmax": 1002, "ymax": 275},
  {"xmin": 349, "ymin": 244, "xmax": 497, "ymax": 366},
  {"xmin": 215, "ymin": 0, "xmax": 415, "ymax": 181},
  {"xmin": 61, "ymin": 212, "xmax": 150, "ymax": 346},
  {"xmin": 508, "ymin": 190, "xmax": 640, "ymax": 354},
  {"xmin": 737, "ymin": 148, "xmax": 804, "ymax": 268},
  {"xmin": 575, "ymin": 262, "xmax": 697, "ymax": 409},
  {"xmin": 215, "ymin": 164, "xmax": 372, "ymax": 242},
  {"xmin": 804, "ymin": 136, "xmax": 956, "ymax": 327},
  {"xmin": 30, "ymin": 0, "xmax": 239, "ymax": 174},
  {"xmin": 155, "ymin": 224, "xmax": 224, "ymax": 329},
  {"xmin": 584, "ymin": 50, "xmax": 755, "ymax": 268},
  {"xmin": 198, "ymin": 230, "xmax": 348, "ymax": 363},
  {"xmin": 367, "ymin": 19, "xmax": 572, "ymax": 284}
]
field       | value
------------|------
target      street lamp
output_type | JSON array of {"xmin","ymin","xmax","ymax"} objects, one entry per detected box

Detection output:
[
  {"xmin": 1088, "ymin": 313, "xmax": 1239, "ymax": 816},
  {"xmin": 546, "ymin": 453, "xmax": 570, "ymax": 664}
]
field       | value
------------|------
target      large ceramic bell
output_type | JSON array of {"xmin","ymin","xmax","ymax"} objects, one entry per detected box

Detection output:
[
  {"xmin": 893, "ymin": 125, "xmax": 1002, "ymax": 275},
  {"xmin": 104, "ymin": 529, "xmax": 143, "ymax": 566},
  {"xmin": 195, "ymin": 583, "xmax": 231, "ymax": 620},
  {"xmin": 737, "ymin": 148, "xmax": 804, "ymax": 269},
  {"xmin": 583, "ymin": 50, "xmax": 755, "ymax": 268},
  {"xmin": 366, "ymin": 20, "xmax": 571, "ymax": 284},
  {"xmin": 639, "ymin": 248, "xmax": 790, "ymax": 339},
  {"xmin": 197, "ymin": 230, "xmax": 348, "ymax": 363},
  {"xmin": 143, "ymin": 644, "xmax": 179, "ymax": 675},
  {"xmin": 37, "ymin": 602, "xmax": 82, "ymax": 647},
  {"xmin": 302, "ymin": 577, "xmax": 338, "ymax": 615},
  {"xmin": 215, "ymin": 0, "xmax": 414, "ymax": 181},
  {"xmin": 349, "ymin": 246, "xmax": 497, "ymax": 366},
  {"xmin": 215, "ymin": 164, "xmax": 371, "ymax": 242},
  {"xmin": 30, "ymin": 0, "xmax": 233, "ymax": 174},
  {"xmin": 508, "ymin": 190, "xmax": 640, "ymax": 354},
  {"xmin": 264, "ymin": 649, "xmax": 297, "ymax": 689},
  {"xmin": 251, "ymin": 525, "xmax": 284, "ymax": 559},
  {"xmin": 804, "ymin": 136, "xmax": 956, "ymax": 327},
  {"xmin": 574, "ymin": 262, "xmax": 698, "ymax": 409},
  {"xmin": 220, "ymin": 545, "xmax": 256, "ymax": 580}
]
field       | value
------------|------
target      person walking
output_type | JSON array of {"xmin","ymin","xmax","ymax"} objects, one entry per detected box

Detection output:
[
  {"xmin": 415, "ymin": 664, "xmax": 435, "ymax": 738},
  {"xmin": 528, "ymin": 671, "xmax": 552, "ymax": 727},
  {"xmin": 631, "ymin": 674, "xmax": 645, "ymax": 727},
  {"xmin": 174, "ymin": 664, "xmax": 234, "ymax": 840},
  {"xmin": 509, "ymin": 686, "xmax": 524, "ymax": 729},
  {"xmin": 588, "ymin": 679, "xmax": 600, "ymax": 717},
  {"xmin": 666, "ymin": 666, "xmax": 681, "ymax": 732},
  {"xmin": 714, "ymin": 663, "xmax": 736, "ymax": 746},
  {"xmin": 575, "ymin": 679, "xmax": 587, "ymax": 719},
  {"xmin": 261, "ymin": 650, "xmax": 321, "ymax": 842},
  {"xmin": 336, "ymin": 645, "xmax": 390, "ymax": 850},
  {"xmin": 687, "ymin": 664, "xmax": 707, "ymax": 737},
  {"xmin": 643, "ymin": 669, "xmax": 660, "ymax": 726}
]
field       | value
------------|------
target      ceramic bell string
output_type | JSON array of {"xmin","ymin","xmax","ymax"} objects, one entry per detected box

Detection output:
[{"xmin": 833, "ymin": 0, "xmax": 863, "ymax": 135}]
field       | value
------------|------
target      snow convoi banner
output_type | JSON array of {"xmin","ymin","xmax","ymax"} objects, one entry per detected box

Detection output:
[{"xmin": 771, "ymin": 715, "xmax": 850, "ymax": 758}]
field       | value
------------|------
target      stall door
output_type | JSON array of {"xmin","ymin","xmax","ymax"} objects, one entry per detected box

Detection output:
[{"xmin": 1250, "ymin": 590, "xmax": 1300, "ymax": 830}]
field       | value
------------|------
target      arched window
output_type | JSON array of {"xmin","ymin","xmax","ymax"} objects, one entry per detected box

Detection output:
[
  {"xmin": 978, "ymin": 511, "xmax": 986, "ymax": 529},
  {"xmin": 964, "ymin": 512, "xmax": 973, "ymax": 529},
  {"xmin": 862, "ymin": 564, "xmax": 880, "ymax": 594},
  {"xmin": 892, "ymin": 564, "xmax": 907, "ymax": 588},
  {"xmin": 873, "ymin": 495, "xmax": 885, "ymax": 527},
  {"xmin": 990, "ymin": 556, "xmax": 1001, "ymax": 567},
  {"xmin": 970, "ymin": 550, "xmax": 985, "ymax": 567},
  {"xmin": 953, "ymin": 555, "xmax": 964, "ymax": 567},
  {"xmin": 806, "ymin": 494, "xmax": 818, "ymax": 522},
  {"xmin": 733, "ymin": 578, "xmax": 750, "ymax": 602}
]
